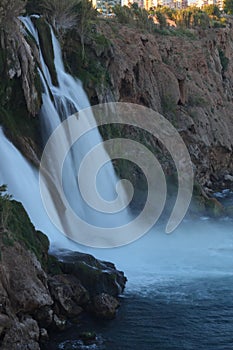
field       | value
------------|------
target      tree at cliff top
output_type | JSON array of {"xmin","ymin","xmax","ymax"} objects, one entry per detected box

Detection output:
[
  {"xmin": 156, "ymin": 10, "xmax": 167, "ymax": 29},
  {"xmin": 224, "ymin": 0, "xmax": 233, "ymax": 14},
  {"xmin": 113, "ymin": 4, "xmax": 155, "ymax": 32},
  {"xmin": 202, "ymin": 4, "xmax": 221, "ymax": 19},
  {"xmin": 74, "ymin": 0, "xmax": 97, "ymax": 60},
  {"xmin": 39, "ymin": 0, "xmax": 78, "ymax": 37},
  {"xmin": 27, "ymin": 0, "xmax": 97, "ymax": 58}
]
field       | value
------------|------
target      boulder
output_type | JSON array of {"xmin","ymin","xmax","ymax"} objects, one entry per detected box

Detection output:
[
  {"xmin": 53, "ymin": 314, "xmax": 67, "ymax": 331},
  {"xmin": 34, "ymin": 306, "xmax": 54, "ymax": 328},
  {"xmin": 40, "ymin": 327, "xmax": 49, "ymax": 342},
  {"xmin": 91, "ymin": 293, "xmax": 120, "ymax": 320},
  {"xmin": 57, "ymin": 251, "xmax": 127, "ymax": 297},
  {"xmin": 0, "ymin": 242, "xmax": 53, "ymax": 313},
  {"xmin": 224, "ymin": 174, "xmax": 233, "ymax": 182},
  {"xmin": 1, "ymin": 316, "xmax": 40, "ymax": 350},
  {"xmin": 48, "ymin": 274, "xmax": 89, "ymax": 317}
]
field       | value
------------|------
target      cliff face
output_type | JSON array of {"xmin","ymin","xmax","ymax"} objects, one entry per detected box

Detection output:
[
  {"xmin": 0, "ymin": 196, "xmax": 126, "ymax": 349},
  {"xmin": 88, "ymin": 20, "xmax": 233, "ymax": 191},
  {"xmin": 0, "ymin": 18, "xmax": 42, "ymax": 165},
  {"xmin": 2, "ymin": 17, "xmax": 233, "ymax": 191}
]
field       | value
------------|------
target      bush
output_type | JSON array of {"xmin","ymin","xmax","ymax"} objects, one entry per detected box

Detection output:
[
  {"xmin": 156, "ymin": 10, "xmax": 167, "ymax": 30},
  {"xmin": 40, "ymin": 0, "xmax": 78, "ymax": 34},
  {"xmin": 113, "ymin": 5, "xmax": 134, "ymax": 24},
  {"xmin": 202, "ymin": 4, "xmax": 221, "ymax": 19},
  {"xmin": 219, "ymin": 49, "xmax": 229, "ymax": 73}
]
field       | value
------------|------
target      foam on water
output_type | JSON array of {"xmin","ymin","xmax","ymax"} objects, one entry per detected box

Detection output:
[{"xmin": 0, "ymin": 17, "xmax": 233, "ymax": 296}]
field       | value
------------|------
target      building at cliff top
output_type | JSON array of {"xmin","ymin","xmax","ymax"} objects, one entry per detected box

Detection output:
[
  {"xmin": 121, "ymin": 0, "xmax": 189, "ymax": 9},
  {"xmin": 94, "ymin": 0, "xmax": 222, "ymax": 11},
  {"xmin": 92, "ymin": 0, "xmax": 121, "ymax": 13}
]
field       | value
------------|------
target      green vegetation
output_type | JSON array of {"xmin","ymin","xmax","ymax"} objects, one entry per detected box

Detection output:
[
  {"xmin": 0, "ymin": 185, "xmax": 61, "ymax": 273},
  {"xmin": 224, "ymin": 0, "xmax": 233, "ymax": 14},
  {"xmin": 0, "ymin": 66, "xmax": 41, "ymax": 147},
  {"xmin": 113, "ymin": 4, "xmax": 226, "ymax": 33},
  {"xmin": 219, "ymin": 48, "xmax": 229, "ymax": 73},
  {"xmin": 27, "ymin": 0, "xmax": 97, "ymax": 56},
  {"xmin": 161, "ymin": 94, "xmax": 177, "ymax": 113},
  {"xmin": 113, "ymin": 4, "xmax": 154, "ymax": 32},
  {"xmin": 188, "ymin": 94, "xmax": 207, "ymax": 107}
]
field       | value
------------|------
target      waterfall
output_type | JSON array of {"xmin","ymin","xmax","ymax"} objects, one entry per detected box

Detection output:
[
  {"xmin": 1, "ymin": 17, "xmax": 233, "ymax": 286},
  {"xmin": 0, "ymin": 16, "xmax": 130, "ymax": 250}
]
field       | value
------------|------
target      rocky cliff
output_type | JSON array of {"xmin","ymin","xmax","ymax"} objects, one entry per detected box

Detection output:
[
  {"xmin": 0, "ymin": 195, "xmax": 126, "ymax": 349},
  {"xmin": 68, "ymin": 19, "xmax": 233, "ymax": 192},
  {"xmin": 2, "ymin": 17, "xmax": 233, "ymax": 192}
]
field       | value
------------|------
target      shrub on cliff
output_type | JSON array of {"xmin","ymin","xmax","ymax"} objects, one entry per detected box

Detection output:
[
  {"xmin": 156, "ymin": 10, "xmax": 167, "ymax": 29},
  {"xmin": 0, "ymin": 184, "xmax": 61, "ymax": 273},
  {"xmin": 113, "ymin": 5, "xmax": 134, "ymax": 24},
  {"xmin": 224, "ymin": 0, "xmax": 233, "ymax": 14},
  {"xmin": 202, "ymin": 4, "xmax": 221, "ymax": 19},
  {"xmin": 40, "ymin": 0, "xmax": 78, "ymax": 35}
]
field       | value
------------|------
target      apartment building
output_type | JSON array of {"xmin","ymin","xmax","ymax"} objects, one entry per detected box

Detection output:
[{"xmin": 93, "ymin": 0, "xmax": 121, "ymax": 12}]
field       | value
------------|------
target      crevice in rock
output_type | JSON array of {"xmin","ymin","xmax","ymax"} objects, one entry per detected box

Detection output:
[{"xmin": 178, "ymin": 78, "xmax": 186, "ymax": 105}]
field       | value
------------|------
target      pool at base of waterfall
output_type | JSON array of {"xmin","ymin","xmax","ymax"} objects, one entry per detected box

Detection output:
[
  {"xmin": 45, "ymin": 193, "xmax": 233, "ymax": 350},
  {"xmin": 47, "ymin": 275, "xmax": 233, "ymax": 350}
]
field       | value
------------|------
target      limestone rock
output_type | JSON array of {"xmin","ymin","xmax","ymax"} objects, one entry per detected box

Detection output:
[
  {"xmin": 0, "ymin": 242, "xmax": 53, "ymax": 313},
  {"xmin": 91, "ymin": 293, "xmax": 120, "ymax": 320},
  {"xmin": 48, "ymin": 274, "xmax": 89, "ymax": 316},
  {"xmin": 57, "ymin": 251, "xmax": 127, "ymax": 297},
  {"xmin": 1, "ymin": 316, "xmax": 40, "ymax": 350},
  {"xmin": 82, "ymin": 21, "xmax": 233, "ymax": 190}
]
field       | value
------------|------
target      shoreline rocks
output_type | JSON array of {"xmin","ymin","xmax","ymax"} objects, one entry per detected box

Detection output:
[{"xmin": 0, "ymin": 200, "xmax": 127, "ymax": 350}]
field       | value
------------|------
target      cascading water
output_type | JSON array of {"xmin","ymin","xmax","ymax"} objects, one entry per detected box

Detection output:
[
  {"xmin": 1, "ymin": 14, "xmax": 233, "ymax": 350},
  {"xmin": 0, "ymin": 16, "xmax": 233, "ymax": 271},
  {"xmin": 21, "ymin": 17, "xmax": 130, "ymax": 238}
]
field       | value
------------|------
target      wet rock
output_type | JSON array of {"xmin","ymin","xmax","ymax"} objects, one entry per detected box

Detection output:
[
  {"xmin": 91, "ymin": 293, "xmax": 120, "ymax": 320},
  {"xmin": 79, "ymin": 331, "xmax": 97, "ymax": 346},
  {"xmin": 34, "ymin": 306, "xmax": 54, "ymax": 328},
  {"xmin": 205, "ymin": 197, "xmax": 224, "ymax": 218},
  {"xmin": 224, "ymin": 174, "xmax": 233, "ymax": 182},
  {"xmin": 40, "ymin": 328, "xmax": 49, "ymax": 342},
  {"xmin": 0, "ymin": 199, "xmax": 126, "ymax": 348},
  {"xmin": 48, "ymin": 274, "xmax": 89, "ymax": 317},
  {"xmin": 53, "ymin": 314, "xmax": 67, "ymax": 331},
  {"xmin": 79, "ymin": 331, "xmax": 97, "ymax": 341},
  {"xmin": 57, "ymin": 251, "xmax": 127, "ymax": 297}
]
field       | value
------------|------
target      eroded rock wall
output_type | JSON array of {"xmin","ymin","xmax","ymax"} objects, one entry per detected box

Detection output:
[{"xmin": 90, "ymin": 21, "xmax": 233, "ymax": 190}]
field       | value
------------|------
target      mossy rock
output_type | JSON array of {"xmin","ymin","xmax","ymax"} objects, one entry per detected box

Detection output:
[
  {"xmin": 57, "ymin": 251, "xmax": 127, "ymax": 297},
  {"xmin": 0, "ymin": 65, "xmax": 42, "ymax": 160},
  {"xmin": 33, "ymin": 17, "xmax": 58, "ymax": 86},
  {"xmin": 205, "ymin": 197, "xmax": 224, "ymax": 218},
  {"xmin": 62, "ymin": 29, "xmax": 111, "ymax": 101},
  {"xmin": 79, "ymin": 331, "xmax": 96, "ymax": 341},
  {"xmin": 0, "ymin": 195, "xmax": 61, "ymax": 273}
]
